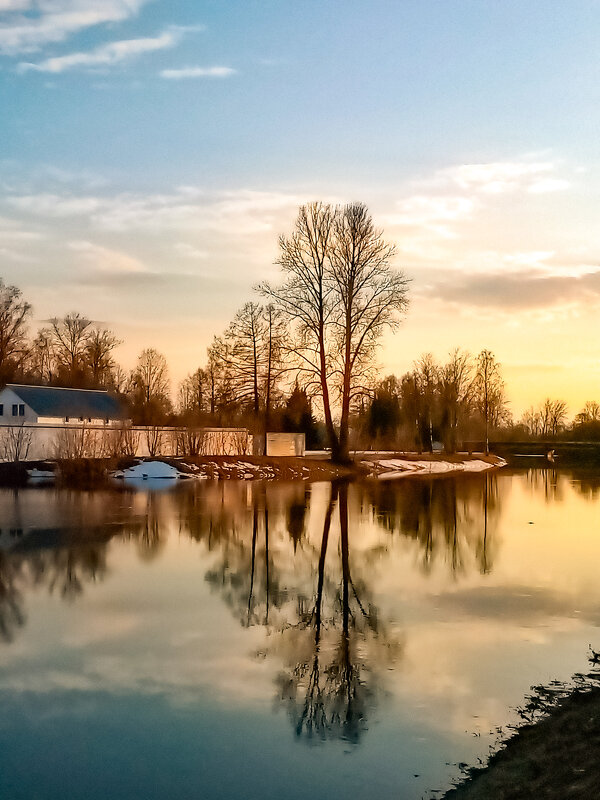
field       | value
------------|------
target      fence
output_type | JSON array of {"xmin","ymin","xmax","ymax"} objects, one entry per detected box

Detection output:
[{"xmin": 0, "ymin": 423, "xmax": 251, "ymax": 461}]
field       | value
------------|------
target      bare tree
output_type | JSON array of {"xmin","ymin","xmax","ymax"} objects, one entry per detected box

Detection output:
[
  {"xmin": 226, "ymin": 301, "xmax": 267, "ymax": 417},
  {"xmin": 206, "ymin": 335, "xmax": 237, "ymax": 422},
  {"xmin": 0, "ymin": 280, "xmax": 31, "ymax": 381},
  {"xmin": 522, "ymin": 406, "xmax": 543, "ymax": 437},
  {"xmin": 330, "ymin": 203, "xmax": 410, "ymax": 461},
  {"xmin": 262, "ymin": 202, "xmax": 408, "ymax": 462},
  {"xmin": 85, "ymin": 327, "xmax": 121, "ymax": 387},
  {"xmin": 48, "ymin": 312, "xmax": 93, "ymax": 381},
  {"xmin": 549, "ymin": 399, "xmax": 568, "ymax": 436},
  {"xmin": 130, "ymin": 348, "xmax": 171, "ymax": 423},
  {"xmin": 261, "ymin": 202, "xmax": 339, "ymax": 453},
  {"xmin": 472, "ymin": 349, "xmax": 507, "ymax": 454},
  {"xmin": 575, "ymin": 401, "xmax": 600, "ymax": 425},
  {"xmin": 413, "ymin": 353, "xmax": 439, "ymax": 453},
  {"xmin": 28, "ymin": 328, "xmax": 55, "ymax": 383},
  {"xmin": 178, "ymin": 367, "xmax": 208, "ymax": 418},
  {"xmin": 538, "ymin": 398, "xmax": 568, "ymax": 437},
  {"xmin": 262, "ymin": 303, "xmax": 286, "ymax": 439},
  {"xmin": 439, "ymin": 349, "xmax": 473, "ymax": 453}
]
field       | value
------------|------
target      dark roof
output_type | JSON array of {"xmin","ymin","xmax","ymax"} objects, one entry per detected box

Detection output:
[{"xmin": 6, "ymin": 384, "xmax": 124, "ymax": 419}]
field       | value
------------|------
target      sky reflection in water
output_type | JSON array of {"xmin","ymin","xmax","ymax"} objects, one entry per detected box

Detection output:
[{"xmin": 0, "ymin": 469, "xmax": 599, "ymax": 799}]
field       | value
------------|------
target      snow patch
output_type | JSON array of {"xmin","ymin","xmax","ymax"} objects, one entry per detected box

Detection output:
[
  {"xmin": 374, "ymin": 457, "xmax": 505, "ymax": 479},
  {"xmin": 120, "ymin": 461, "xmax": 184, "ymax": 480}
]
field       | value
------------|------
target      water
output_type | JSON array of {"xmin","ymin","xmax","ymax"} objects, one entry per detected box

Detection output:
[{"xmin": 0, "ymin": 468, "xmax": 599, "ymax": 799}]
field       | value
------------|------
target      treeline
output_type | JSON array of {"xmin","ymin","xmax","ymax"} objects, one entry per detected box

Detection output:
[
  {"xmin": 354, "ymin": 349, "xmax": 509, "ymax": 453},
  {"xmin": 2, "ymin": 273, "xmax": 599, "ymax": 448},
  {"xmin": 0, "ymin": 279, "xmax": 323, "ymax": 442},
  {"xmin": 518, "ymin": 399, "xmax": 600, "ymax": 441}
]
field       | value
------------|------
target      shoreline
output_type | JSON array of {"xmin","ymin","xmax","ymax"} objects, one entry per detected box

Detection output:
[{"xmin": 0, "ymin": 452, "xmax": 506, "ymax": 487}]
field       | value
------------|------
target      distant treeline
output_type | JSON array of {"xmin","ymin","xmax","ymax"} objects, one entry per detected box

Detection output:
[{"xmin": 1, "ymin": 271, "xmax": 597, "ymax": 451}]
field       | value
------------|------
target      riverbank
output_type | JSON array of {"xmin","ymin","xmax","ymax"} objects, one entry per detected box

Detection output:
[
  {"xmin": 0, "ymin": 452, "xmax": 505, "ymax": 487},
  {"xmin": 440, "ymin": 661, "xmax": 600, "ymax": 799}
]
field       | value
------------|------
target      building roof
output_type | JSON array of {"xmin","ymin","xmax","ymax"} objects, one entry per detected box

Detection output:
[{"xmin": 5, "ymin": 384, "xmax": 124, "ymax": 420}]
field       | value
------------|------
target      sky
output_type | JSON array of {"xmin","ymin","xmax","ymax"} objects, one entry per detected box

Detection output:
[{"xmin": 1, "ymin": 0, "xmax": 600, "ymax": 417}]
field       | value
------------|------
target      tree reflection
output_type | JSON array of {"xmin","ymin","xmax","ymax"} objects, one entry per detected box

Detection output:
[
  {"xmin": 276, "ymin": 483, "xmax": 396, "ymax": 744},
  {"xmin": 0, "ymin": 550, "xmax": 25, "ymax": 642},
  {"xmin": 202, "ymin": 483, "xmax": 288, "ymax": 628},
  {"xmin": 363, "ymin": 474, "xmax": 501, "ymax": 576}
]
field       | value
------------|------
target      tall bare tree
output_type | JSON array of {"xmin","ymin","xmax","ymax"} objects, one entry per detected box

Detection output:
[
  {"xmin": 262, "ymin": 303, "xmax": 286, "ymax": 437},
  {"xmin": 28, "ymin": 328, "xmax": 55, "ymax": 384},
  {"xmin": 574, "ymin": 400, "xmax": 600, "ymax": 425},
  {"xmin": 261, "ymin": 202, "xmax": 339, "ymax": 453},
  {"xmin": 413, "ymin": 353, "xmax": 439, "ymax": 453},
  {"xmin": 439, "ymin": 348, "xmax": 473, "ymax": 453},
  {"xmin": 48, "ymin": 312, "xmax": 92, "ymax": 381},
  {"xmin": 330, "ymin": 203, "xmax": 409, "ymax": 460},
  {"xmin": 226, "ymin": 301, "xmax": 267, "ymax": 417},
  {"xmin": 130, "ymin": 348, "xmax": 171, "ymax": 422},
  {"xmin": 262, "ymin": 201, "xmax": 408, "ymax": 462},
  {"xmin": 472, "ymin": 349, "xmax": 507, "ymax": 454},
  {"xmin": 178, "ymin": 367, "xmax": 208, "ymax": 418},
  {"xmin": 0, "ymin": 279, "xmax": 31, "ymax": 382},
  {"xmin": 85, "ymin": 327, "xmax": 121, "ymax": 387},
  {"xmin": 538, "ymin": 397, "xmax": 568, "ymax": 436}
]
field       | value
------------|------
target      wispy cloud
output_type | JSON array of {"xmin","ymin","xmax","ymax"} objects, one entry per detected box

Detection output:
[
  {"xmin": 0, "ymin": 0, "xmax": 149, "ymax": 55},
  {"xmin": 8, "ymin": 187, "xmax": 304, "ymax": 234},
  {"xmin": 417, "ymin": 266, "xmax": 600, "ymax": 312},
  {"xmin": 441, "ymin": 160, "xmax": 570, "ymax": 195},
  {"xmin": 384, "ymin": 195, "xmax": 476, "ymax": 238},
  {"xmin": 68, "ymin": 240, "xmax": 147, "ymax": 274},
  {"xmin": 160, "ymin": 65, "xmax": 236, "ymax": 80},
  {"xmin": 174, "ymin": 242, "xmax": 209, "ymax": 259},
  {"xmin": 19, "ymin": 31, "xmax": 177, "ymax": 73}
]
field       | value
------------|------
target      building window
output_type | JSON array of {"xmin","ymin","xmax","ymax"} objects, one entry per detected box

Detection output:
[
  {"xmin": 12, "ymin": 404, "xmax": 17, "ymax": 416},
  {"xmin": 0, "ymin": 404, "xmax": 3, "ymax": 416},
  {"xmin": 18, "ymin": 404, "xmax": 25, "ymax": 417}
]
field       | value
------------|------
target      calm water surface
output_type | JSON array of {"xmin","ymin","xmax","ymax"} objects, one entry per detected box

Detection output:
[{"xmin": 1, "ymin": 468, "xmax": 599, "ymax": 799}]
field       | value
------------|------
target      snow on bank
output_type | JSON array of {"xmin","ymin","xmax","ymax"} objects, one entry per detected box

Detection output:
[
  {"xmin": 370, "ymin": 457, "xmax": 505, "ymax": 480},
  {"xmin": 116, "ymin": 461, "xmax": 188, "ymax": 481}
]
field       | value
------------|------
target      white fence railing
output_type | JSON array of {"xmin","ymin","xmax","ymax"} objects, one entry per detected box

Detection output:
[{"xmin": 0, "ymin": 423, "xmax": 251, "ymax": 461}]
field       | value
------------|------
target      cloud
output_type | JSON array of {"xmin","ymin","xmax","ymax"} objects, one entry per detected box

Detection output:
[
  {"xmin": 160, "ymin": 65, "xmax": 236, "ymax": 79},
  {"xmin": 442, "ymin": 160, "xmax": 570, "ymax": 195},
  {"xmin": 527, "ymin": 178, "xmax": 571, "ymax": 194},
  {"xmin": 175, "ymin": 242, "xmax": 208, "ymax": 259},
  {"xmin": 7, "ymin": 186, "xmax": 305, "ymax": 237},
  {"xmin": 68, "ymin": 240, "xmax": 147, "ymax": 274},
  {"xmin": 384, "ymin": 195, "xmax": 476, "ymax": 238},
  {"xmin": 18, "ymin": 31, "xmax": 177, "ymax": 73},
  {"xmin": 8, "ymin": 192, "xmax": 103, "ymax": 216},
  {"xmin": 0, "ymin": 0, "xmax": 149, "ymax": 55},
  {"xmin": 417, "ymin": 266, "xmax": 600, "ymax": 311},
  {"xmin": 383, "ymin": 157, "xmax": 572, "ymax": 257}
]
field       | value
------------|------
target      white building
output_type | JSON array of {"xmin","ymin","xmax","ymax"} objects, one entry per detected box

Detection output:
[{"xmin": 0, "ymin": 384, "xmax": 124, "ymax": 426}]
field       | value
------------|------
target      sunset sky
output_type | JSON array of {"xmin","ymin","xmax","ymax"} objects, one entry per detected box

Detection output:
[{"xmin": 1, "ymin": 0, "xmax": 599, "ymax": 416}]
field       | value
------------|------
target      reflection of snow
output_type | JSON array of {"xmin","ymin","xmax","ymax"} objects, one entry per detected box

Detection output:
[{"xmin": 27, "ymin": 468, "xmax": 55, "ymax": 481}]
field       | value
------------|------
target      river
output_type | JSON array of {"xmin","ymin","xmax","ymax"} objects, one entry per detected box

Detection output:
[{"xmin": 0, "ymin": 467, "xmax": 598, "ymax": 799}]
